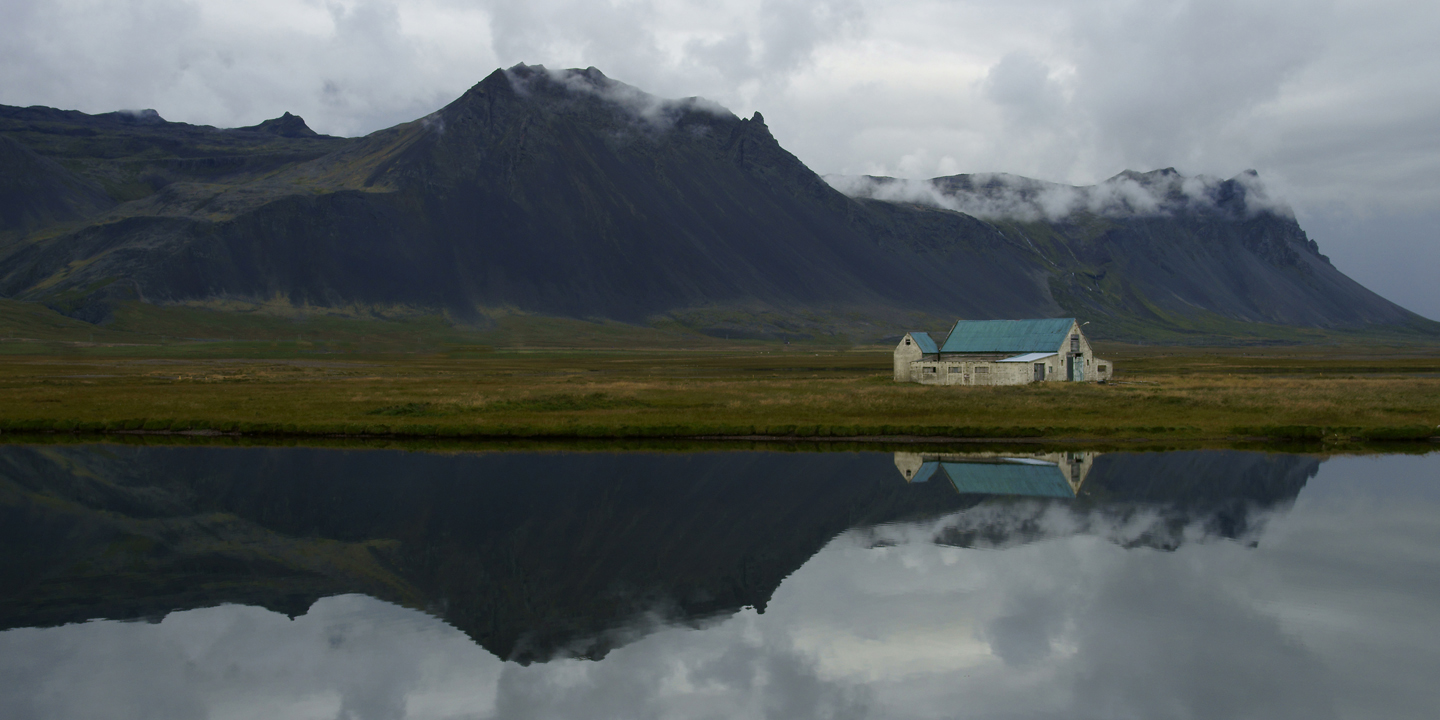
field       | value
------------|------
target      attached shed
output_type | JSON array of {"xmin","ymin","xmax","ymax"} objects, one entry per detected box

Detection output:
[{"xmin": 893, "ymin": 318, "xmax": 1112, "ymax": 385}]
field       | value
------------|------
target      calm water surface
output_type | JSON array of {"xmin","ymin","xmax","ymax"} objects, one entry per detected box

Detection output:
[{"xmin": 0, "ymin": 445, "xmax": 1437, "ymax": 719}]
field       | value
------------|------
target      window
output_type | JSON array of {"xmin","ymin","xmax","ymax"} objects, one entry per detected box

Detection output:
[
  {"xmin": 1070, "ymin": 334, "xmax": 1080, "ymax": 352},
  {"xmin": 923, "ymin": 367, "xmax": 936, "ymax": 374},
  {"xmin": 948, "ymin": 367, "xmax": 959, "ymax": 373},
  {"xmin": 1098, "ymin": 365, "xmax": 1108, "ymax": 373},
  {"xmin": 976, "ymin": 367, "xmax": 989, "ymax": 374},
  {"xmin": 905, "ymin": 338, "xmax": 911, "ymax": 346}
]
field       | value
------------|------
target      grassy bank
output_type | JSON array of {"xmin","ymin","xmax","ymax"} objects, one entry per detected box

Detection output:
[{"xmin": 2, "ymin": 342, "xmax": 1438, "ymax": 444}]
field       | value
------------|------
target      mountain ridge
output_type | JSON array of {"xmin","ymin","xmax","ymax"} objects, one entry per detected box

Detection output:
[{"xmin": 0, "ymin": 65, "xmax": 1431, "ymax": 342}]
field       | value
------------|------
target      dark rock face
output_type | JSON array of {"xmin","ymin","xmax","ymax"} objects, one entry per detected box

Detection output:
[
  {"xmin": 239, "ymin": 112, "xmax": 320, "ymax": 137},
  {"xmin": 0, "ymin": 65, "xmax": 1429, "ymax": 338},
  {"xmin": 0, "ymin": 136, "xmax": 114, "ymax": 242}
]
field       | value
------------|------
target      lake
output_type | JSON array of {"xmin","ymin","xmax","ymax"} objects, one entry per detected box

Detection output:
[{"xmin": 1, "ymin": 443, "xmax": 1437, "ymax": 719}]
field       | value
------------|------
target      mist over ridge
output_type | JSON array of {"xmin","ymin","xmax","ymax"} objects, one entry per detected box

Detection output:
[{"xmin": 827, "ymin": 168, "xmax": 1292, "ymax": 224}]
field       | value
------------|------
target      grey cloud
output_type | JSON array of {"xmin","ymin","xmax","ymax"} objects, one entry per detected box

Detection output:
[
  {"xmin": 751, "ymin": 0, "xmax": 864, "ymax": 78},
  {"xmin": 981, "ymin": 51, "xmax": 1066, "ymax": 125},
  {"xmin": 0, "ymin": 0, "xmax": 478, "ymax": 136},
  {"xmin": 1065, "ymin": 0, "xmax": 1327, "ymax": 171},
  {"xmin": 482, "ymin": 0, "xmax": 862, "ymax": 107}
]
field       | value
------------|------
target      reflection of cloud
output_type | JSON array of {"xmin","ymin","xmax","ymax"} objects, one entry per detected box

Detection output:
[
  {"xmin": 0, "ymin": 596, "xmax": 498, "ymax": 720},
  {"xmin": 3, "ymin": 456, "xmax": 1438, "ymax": 718},
  {"xmin": 1066, "ymin": 553, "xmax": 1338, "ymax": 720},
  {"xmin": 859, "ymin": 494, "xmax": 1279, "ymax": 554},
  {"xmin": 486, "ymin": 613, "xmax": 871, "ymax": 720},
  {"xmin": 979, "ymin": 592, "xmax": 1067, "ymax": 667}
]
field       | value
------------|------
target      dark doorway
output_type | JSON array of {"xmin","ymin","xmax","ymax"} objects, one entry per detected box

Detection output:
[
  {"xmin": 1034, "ymin": 363, "xmax": 1045, "ymax": 382},
  {"xmin": 1066, "ymin": 355, "xmax": 1074, "ymax": 381}
]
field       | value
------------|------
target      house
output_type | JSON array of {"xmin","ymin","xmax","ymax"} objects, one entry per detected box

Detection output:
[
  {"xmin": 893, "ymin": 318, "xmax": 1111, "ymax": 385},
  {"xmin": 893, "ymin": 451, "xmax": 1097, "ymax": 497}
]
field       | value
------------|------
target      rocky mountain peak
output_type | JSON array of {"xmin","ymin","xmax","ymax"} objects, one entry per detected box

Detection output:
[{"xmin": 241, "ymin": 112, "xmax": 319, "ymax": 138}]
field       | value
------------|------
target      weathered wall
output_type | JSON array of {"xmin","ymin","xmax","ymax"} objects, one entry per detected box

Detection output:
[{"xmin": 894, "ymin": 334, "xmax": 925, "ymax": 381}]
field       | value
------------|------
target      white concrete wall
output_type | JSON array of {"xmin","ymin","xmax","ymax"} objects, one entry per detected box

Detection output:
[
  {"xmin": 1057, "ymin": 322, "xmax": 1108, "ymax": 382},
  {"xmin": 1092, "ymin": 357, "xmax": 1113, "ymax": 382},
  {"xmin": 894, "ymin": 334, "xmax": 925, "ymax": 381},
  {"xmin": 907, "ymin": 359, "xmax": 1034, "ymax": 386}
]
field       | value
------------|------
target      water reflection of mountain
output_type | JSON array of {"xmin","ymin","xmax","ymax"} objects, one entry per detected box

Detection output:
[
  {"xmin": 0, "ymin": 445, "xmax": 1317, "ymax": 663},
  {"xmin": 0, "ymin": 445, "xmax": 968, "ymax": 663}
]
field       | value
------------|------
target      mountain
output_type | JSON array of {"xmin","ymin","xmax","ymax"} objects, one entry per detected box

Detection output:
[
  {"xmin": 0, "ymin": 444, "xmax": 1313, "ymax": 662},
  {"xmin": 0, "ymin": 65, "xmax": 1431, "ymax": 341},
  {"xmin": 835, "ymin": 169, "xmax": 1424, "ymax": 337}
]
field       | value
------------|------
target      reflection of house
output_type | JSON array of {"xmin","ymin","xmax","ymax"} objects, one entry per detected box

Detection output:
[
  {"xmin": 893, "ymin": 318, "xmax": 1112, "ymax": 385},
  {"xmin": 894, "ymin": 451, "xmax": 1096, "ymax": 497}
]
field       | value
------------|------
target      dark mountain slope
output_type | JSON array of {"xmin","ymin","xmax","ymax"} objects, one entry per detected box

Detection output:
[
  {"xmin": 0, "ymin": 68, "xmax": 1430, "ymax": 340},
  {"xmin": 1037, "ymin": 211, "xmax": 1410, "ymax": 330},
  {"xmin": 837, "ymin": 169, "xmax": 1428, "ymax": 338},
  {"xmin": 0, "ymin": 66, "xmax": 1056, "ymax": 324},
  {"xmin": 0, "ymin": 135, "xmax": 113, "ymax": 242}
]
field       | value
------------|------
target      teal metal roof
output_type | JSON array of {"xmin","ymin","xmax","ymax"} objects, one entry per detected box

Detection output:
[
  {"xmin": 939, "ymin": 461, "xmax": 1075, "ymax": 498},
  {"xmin": 908, "ymin": 332, "xmax": 939, "ymax": 354},
  {"xmin": 911, "ymin": 461, "xmax": 941, "ymax": 483},
  {"xmin": 939, "ymin": 319, "xmax": 1075, "ymax": 354}
]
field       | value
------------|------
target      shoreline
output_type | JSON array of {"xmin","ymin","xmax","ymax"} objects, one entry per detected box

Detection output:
[{"xmin": 1, "ymin": 422, "xmax": 1435, "ymax": 447}]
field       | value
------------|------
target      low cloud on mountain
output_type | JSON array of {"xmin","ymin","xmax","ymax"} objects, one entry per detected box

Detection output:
[{"xmin": 827, "ymin": 169, "xmax": 1292, "ymax": 222}]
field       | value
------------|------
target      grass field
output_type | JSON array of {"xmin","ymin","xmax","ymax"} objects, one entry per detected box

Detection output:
[{"xmin": 2, "ymin": 332, "xmax": 1438, "ymax": 444}]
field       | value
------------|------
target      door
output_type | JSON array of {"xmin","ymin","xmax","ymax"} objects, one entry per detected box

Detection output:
[
  {"xmin": 1066, "ymin": 355, "xmax": 1074, "ymax": 381},
  {"xmin": 1034, "ymin": 363, "xmax": 1045, "ymax": 382}
]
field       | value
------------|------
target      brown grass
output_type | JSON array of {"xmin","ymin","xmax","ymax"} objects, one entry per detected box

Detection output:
[{"xmin": 2, "ymin": 343, "xmax": 1438, "ymax": 443}]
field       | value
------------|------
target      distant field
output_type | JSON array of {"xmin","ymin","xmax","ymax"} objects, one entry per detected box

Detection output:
[{"xmin": 2, "ymin": 329, "xmax": 1438, "ymax": 444}]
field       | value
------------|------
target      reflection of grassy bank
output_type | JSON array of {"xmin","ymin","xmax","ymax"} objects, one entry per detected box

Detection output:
[
  {"xmin": 1, "ymin": 431, "xmax": 1434, "ymax": 456},
  {"xmin": 2, "ymin": 344, "xmax": 1437, "ymax": 445}
]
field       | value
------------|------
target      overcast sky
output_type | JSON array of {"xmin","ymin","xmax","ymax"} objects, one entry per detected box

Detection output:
[{"xmin": 3, "ymin": 0, "xmax": 1437, "ymax": 318}]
